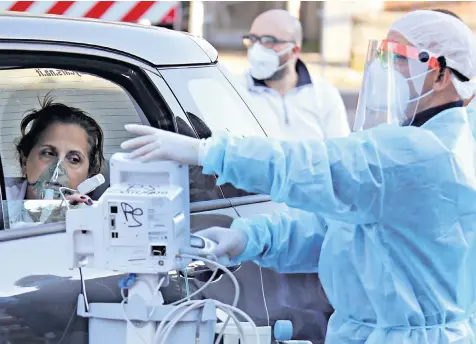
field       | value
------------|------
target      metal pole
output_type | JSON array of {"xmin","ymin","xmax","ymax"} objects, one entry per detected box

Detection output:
[
  {"xmin": 188, "ymin": 0, "xmax": 204, "ymax": 37},
  {"xmin": 286, "ymin": 0, "xmax": 301, "ymax": 20},
  {"xmin": 174, "ymin": 2, "xmax": 183, "ymax": 31}
]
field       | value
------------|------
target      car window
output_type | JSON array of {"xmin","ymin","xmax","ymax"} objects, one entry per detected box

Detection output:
[
  {"xmin": 160, "ymin": 66, "xmax": 264, "ymax": 198},
  {"xmin": 0, "ymin": 68, "xmax": 146, "ymax": 229},
  {"xmin": 160, "ymin": 66, "xmax": 265, "ymax": 138},
  {"xmin": 0, "ymin": 67, "xmax": 223, "ymax": 230}
]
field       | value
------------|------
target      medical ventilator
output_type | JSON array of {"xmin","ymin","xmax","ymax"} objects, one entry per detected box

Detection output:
[{"xmin": 65, "ymin": 152, "xmax": 296, "ymax": 344}]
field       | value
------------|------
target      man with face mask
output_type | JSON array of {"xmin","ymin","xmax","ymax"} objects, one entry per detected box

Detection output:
[
  {"xmin": 238, "ymin": 9, "xmax": 350, "ymax": 140},
  {"xmin": 122, "ymin": 9, "xmax": 476, "ymax": 343}
]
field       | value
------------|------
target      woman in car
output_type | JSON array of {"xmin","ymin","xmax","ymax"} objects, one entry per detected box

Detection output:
[{"xmin": 6, "ymin": 95, "xmax": 105, "ymax": 227}]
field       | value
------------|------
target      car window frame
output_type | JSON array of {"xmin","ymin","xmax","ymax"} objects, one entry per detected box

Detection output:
[
  {"xmin": 0, "ymin": 49, "xmax": 173, "ymax": 236},
  {"xmin": 0, "ymin": 44, "xmax": 243, "ymax": 240}
]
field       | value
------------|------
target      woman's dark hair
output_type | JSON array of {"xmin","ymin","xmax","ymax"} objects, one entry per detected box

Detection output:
[{"xmin": 16, "ymin": 94, "xmax": 105, "ymax": 176}]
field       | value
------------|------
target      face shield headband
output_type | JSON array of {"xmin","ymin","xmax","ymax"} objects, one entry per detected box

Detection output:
[{"xmin": 353, "ymin": 39, "xmax": 462, "ymax": 131}]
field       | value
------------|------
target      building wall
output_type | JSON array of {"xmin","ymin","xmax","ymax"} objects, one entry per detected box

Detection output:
[
  {"xmin": 202, "ymin": 1, "xmax": 323, "ymax": 52},
  {"xmin": 300, "ymin": 1, "xmax": 322, "ymax": 51},
  {"xmin": 203, "ymin": 1, "xmax": 285, "ymax": 49},
  {"xmin": 383, "ymin": 1, "xmax": 475, "ymax": 13}
]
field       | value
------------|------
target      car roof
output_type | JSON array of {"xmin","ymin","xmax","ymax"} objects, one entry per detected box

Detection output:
[{"xmin": 0, "ymin": 12, "xmax": 217, "ymax": 66}]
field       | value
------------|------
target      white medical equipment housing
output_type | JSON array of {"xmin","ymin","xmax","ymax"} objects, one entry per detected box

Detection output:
[{"xmin": 67, "ymin": 152, "xmax": 191, "ymax": 274}]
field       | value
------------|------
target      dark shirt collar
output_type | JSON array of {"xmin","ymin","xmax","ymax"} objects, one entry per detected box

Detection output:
[
  {"xmin": 252, "ymin": 59, "xmax": 312, "ymax": 88},
  {"xmin": 411, "ymin": 100, "xmax": 464, "ymax": 127}
]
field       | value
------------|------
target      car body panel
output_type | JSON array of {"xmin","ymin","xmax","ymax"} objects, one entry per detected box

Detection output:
[
  {"xmin": 0, "ymin": 207, "xmax": 239, "ymax": 343},
  {"xmin": 0, "ymin": 12, "xmax": 215, "ymax": 66}
]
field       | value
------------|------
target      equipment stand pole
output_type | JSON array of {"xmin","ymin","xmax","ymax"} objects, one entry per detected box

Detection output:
[{"xmin": 126, "ymin": 274, "xmax": 165, "ymax": 344}]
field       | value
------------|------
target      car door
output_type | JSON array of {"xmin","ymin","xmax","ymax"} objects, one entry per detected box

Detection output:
[
  {"xmin": 156, "ymin": 65, "xmax": 333, "ymax": 343},
  {"xmin": 0, "ymin": 43, "xmax": 245, "ymax": 343}
]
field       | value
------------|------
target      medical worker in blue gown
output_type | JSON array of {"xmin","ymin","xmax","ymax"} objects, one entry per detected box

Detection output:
[{"xmin": 122, "ymin": 10, "xmax": 476, "ymax": 343}]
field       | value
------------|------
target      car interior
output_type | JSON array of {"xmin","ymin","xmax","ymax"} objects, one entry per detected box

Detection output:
[{"xmin": 0, "ymin": 68, "xmax": 226, "ymax": 229}]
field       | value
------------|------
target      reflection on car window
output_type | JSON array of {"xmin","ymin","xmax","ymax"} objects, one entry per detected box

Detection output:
[
  {"xmin": 175, "ymin": 116, "xmax": 223, "ymax": 203},
  {"xmin": 0, "ymin": 68, "xmax": 144, "ymax": 229},
  {"xmin": 160, "ymin": 66, "xmax": 265, "ymax": 138},
  {"xmin": 160, "ymin": 66, "xmax": 265, "ymax": 199}
]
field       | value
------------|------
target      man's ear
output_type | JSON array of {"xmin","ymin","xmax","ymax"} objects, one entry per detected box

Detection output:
[
  {"xmin": 433, "ymin": 68, "xmax": 453, "ymax": 92},
  {"xmin": 292, "ymin": 45, "xmax": 301, "ymax": 60}
]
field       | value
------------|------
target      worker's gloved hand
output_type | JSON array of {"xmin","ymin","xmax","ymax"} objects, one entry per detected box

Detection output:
[
  {"xmin": 121, "ymin": 124, "xmax": 204, "ymax": 165},
  {"xmin": 194, "ymin": 227, "xmax": 248, "ymax": 259}
]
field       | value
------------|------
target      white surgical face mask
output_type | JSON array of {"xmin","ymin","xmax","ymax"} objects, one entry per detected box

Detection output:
[
  {"xmin": 366, "ymin": 60, "xmax": 434, "ymax": 123},
  {"xmin": 247, "ymin": 43, "xmax": 294, "ymax": 80}
]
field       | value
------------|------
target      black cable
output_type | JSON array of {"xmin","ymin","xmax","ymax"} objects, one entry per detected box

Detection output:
[{"xmin": 79, "ymin": 267, "xmax": 84, "ymax": 295}]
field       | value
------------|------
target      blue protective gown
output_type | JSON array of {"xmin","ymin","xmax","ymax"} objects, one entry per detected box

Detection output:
[{"xmin": 201, "ymin": 106, "xmax": 476, "ymax": 343}]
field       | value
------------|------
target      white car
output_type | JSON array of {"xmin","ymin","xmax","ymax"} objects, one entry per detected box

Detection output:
[{"xmin": 0, "ymin": 12, "xmax": 332, "ymax": 344}]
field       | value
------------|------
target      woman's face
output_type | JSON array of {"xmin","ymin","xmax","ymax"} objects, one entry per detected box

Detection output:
[{"xmin": 24, "ymin": 122, "xmax": 90, "ymax": 199}]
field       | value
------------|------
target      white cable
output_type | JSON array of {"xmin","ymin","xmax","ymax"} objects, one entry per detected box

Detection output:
[
  {"xmin": 160, "ymin": 301, "xmax": 249, "ymax": 344},
  {"xmin": 59, "ymin": 186, "xmax": 77, "ymax": 209},
  {"xmin": 179, "ymin": 254, "xmax": 240, "ymax": 307},
  {"xmin": 178, "ymin": 254, "xmax": 251, "ymax": 344},
  {"xmin": 170, "ymin": 268, "xmax": 219, "ymax": 306},
  {"xmin": 51, "ymin": 159, "xmax": 61, "ymax": 182},
  {"xmin": 149, "ymin": 276, "xmax": 166, "ymax": 318},
  {"xmin": 155, "ymin": 254, "xmax": 241, "ymax": 344},
  {"xmin": 179, "ymin": 254, "xmax": 239, "ymax": 344},
  {"xmin": 258, "ymin": 267, "xmax": 270, "ymax": 327},
  {"xmin": 157, "ymin": 301, "xmax": 247, "ymax": 344},
  {"xmin": 158, "ymin": 300, "xmax": 260, "ymax": 344},
  {"xmin": 213, "ymin": 305, "xmax": 246, "ymax": 344},
  {"xmin": 158, "ymin": 301, "xmax": 208, "ymax": 344},
  {"xmin": 194, "ymin": 256, "xmax": 238, "ymax": 344},
  {"xmin": 216, "ymin": 301, "xmax": 260, "ymax": 344},
  {"xmin": 114, "ymin": 254, "xmax": 258, "ymax": 344},
  {"xmin": 154, "ymin": 300, "xmax": 198, "ymax": 344}
]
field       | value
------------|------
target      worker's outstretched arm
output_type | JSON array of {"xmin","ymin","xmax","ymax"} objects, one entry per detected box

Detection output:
[
  {"xmin": 196, "ymin": 208, "xmax": 327, "ymax": 274},
  {"xmin": 122, "ymin": 123, "xmax": 445, "ymax": 225},
  {"xmin": 201, "ymin": 126, "xmax": 443, "ymax": 224}
]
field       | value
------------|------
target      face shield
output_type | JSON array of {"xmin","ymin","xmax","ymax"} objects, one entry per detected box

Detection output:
[{"xmin": 354, "ymin": 39, "xmax": 442, "ymax": 131}]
